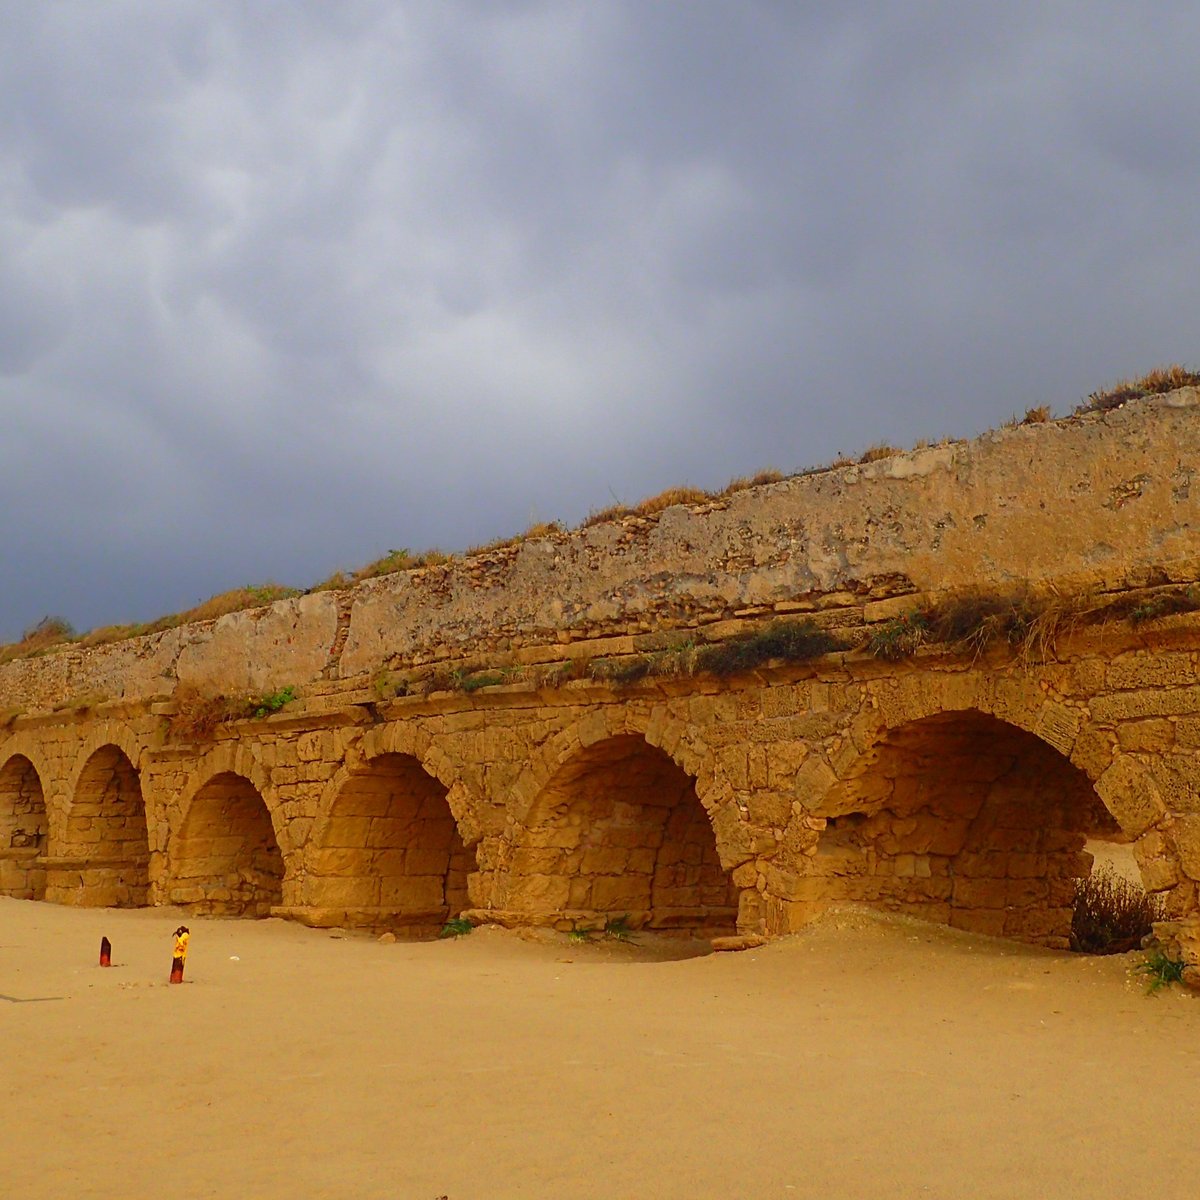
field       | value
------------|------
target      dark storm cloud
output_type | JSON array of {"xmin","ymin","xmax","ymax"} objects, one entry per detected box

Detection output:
[{"xmin": 2, "ymin": 1, "xmax": 1199, "ymax": 640}]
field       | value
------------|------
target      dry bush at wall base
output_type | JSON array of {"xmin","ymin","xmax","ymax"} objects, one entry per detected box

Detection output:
[
  {"xmin": 1071, "ymin": 867, "xmax": 1161, "ymax": 954},
  {"xmin": 1080, "ymin": 364, "xmax": 1200, "ymax": 413}
]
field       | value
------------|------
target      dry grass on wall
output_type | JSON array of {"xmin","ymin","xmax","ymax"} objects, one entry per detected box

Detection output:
[
  {"xmin": 1080, "ymin": 364, "xmax": 1200, "ymax": 413},
  {"xmin": 4, "ymin": 367, "xmax": 1199, "ymax": 670}
]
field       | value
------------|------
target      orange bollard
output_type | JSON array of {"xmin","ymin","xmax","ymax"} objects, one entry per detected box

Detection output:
[
  {"xmin": 99, "ymin": 937, "xmax": 112, "ymax": 967},
  {"xmin": 169, "ymin": 925, "xmax": 190, "ymax": 984}
]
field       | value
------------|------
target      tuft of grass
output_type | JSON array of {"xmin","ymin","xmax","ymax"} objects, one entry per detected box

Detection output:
[
  {"xmin": 245, "ymin": 685, "xmax": 297, "ymax": 719},
  {"xmin": 1080, "ymin": 364, "xmax": 1200, "ymax": 413},
  {"xmin": 438, "ymin": 916, "xmax": 475, "ymax": 939},
  {"xmin": 1071, "ymin": 867, "xmax": 1160, "ymax": 954},
  {"xmin": 858, "ymin": 443, "xmax": 901, "ymax": 464},
  {"xmin": 166, "ymin": 683, "xmax": 297, "ymax": 740},
  {"xmin": 581, "ymin": 502, "xmax": 632, "ymax": 529},
  {"xmin": 567, "ymin": 925, "xmax": 596, "ymax": 943},
  {"xmin": 454, "ymin": 669, "xmax": 509, "ymax": 693},
  {"xmin": 1126, "ymin": 586, "xmax": 1200, "ymax": 626},
  {"xmin": 867, "ymin": 589, "xmax": 1092, "ymax": 665},
  {"xmin": 1022, "ymin": 405, "xmax": 1051, "ymax": 424},
  {"xmin": 167, "ymin": 686, "xmax": 239, "ymax": 742},
  {"xmin": 568, "ymin": 622, "xmax": 842, "ymax": 689},
  {"xmin": 798, "ymin": 453, "xmax": 856, "ymax": 477},
  {"xmin": 0, "ymin": 616, "xmax": 76, "ymax": 664},
  {"xmin": 633, "ymin": 486, "xmax": 712, "ymax": 517},
  {"xmin": 1140, "ymin": 945, "xmax": 1186, "ymax": 993},
  {"xmin": 588, "ymin": 656, "xmax": 654, "ymax": 685},
  {"xmin": 587, "ymin": 643, "xmax": 700, "ymax": 685},
  {"xmin": 867, "ymin": 612, "xmax": 930, "ymax": 660},
  {"xmin": 467, "ymin": 522, "xmax": 564, "ymax": 556},
  {"xmin": 696, "ymin": 620, "xmax": 843, "ymax": 677},
  {"xmin": 720, "ymin": 469, "xmax": 784, "ymax": 497},
  {"xmin": 539, "ymin": 659, "xmax": 588, "ymax": 688},
  {"xmin": 522, "ymin": 520, "xmax": 563, "ymax": 541},
  {"xmin": 603, "ymin": 914, "xmax": 635, "ymax": 942},
  {"xmin": 175, "ymin": 584, "xmax": 301, "ymax": 625},
  {"xmin": 312, "ymin": 550, "xmax": 450, "ymax": 592}
]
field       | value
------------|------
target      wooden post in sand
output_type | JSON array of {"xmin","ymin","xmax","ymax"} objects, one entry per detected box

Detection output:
[
  {"xmin": 99, "ymin": 937, "xmax": 112, "ymax": 967},
  {"xmin": 169, "ymin": 926, "xmax": 190, "ymax": 984}
]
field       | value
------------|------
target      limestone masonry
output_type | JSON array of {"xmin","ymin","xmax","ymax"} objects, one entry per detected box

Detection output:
[{"xmin": 3, "ymin": 389, "xmax": 1200, "ymax": 976}]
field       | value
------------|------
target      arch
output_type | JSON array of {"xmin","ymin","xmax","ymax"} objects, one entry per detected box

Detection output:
[
  {"xmin": 166, "ymin": 772, "xmax": 283, "ymax": 916},
  {"xmin": 304, "ymin": 751, "xmax": 475, "ymax": 933},
  {"xmin": 498, "ymin": 732, "xmax": 739, "ymax": 935},
  {"xmin": 52, "ymin": 743, "xmax": 149, "ymax": 907},
  {"xmin": 806, "ymin": 708, "xmax": 1130, "ymax": 948},
  {"xmin": 65, "ymin": 721, "xmax": 148, "ymax": 800},
  {"xmin": 0, "ymin": 753, "xmax": 48, "ymax": 900},
  {"xmin": 320, "ymin": 722, "xmax": 484, "ymax": 845},
  {"xmin": 506, "ymin": 706, "xmax": 721, "ymax": 840},
  {"xmin": 829, "ymin": 674, "xmax": 1143, "ymax": 829},
  {"xmin": 0, "ymin": 737, "xmax": 57, "ymax": 806}
]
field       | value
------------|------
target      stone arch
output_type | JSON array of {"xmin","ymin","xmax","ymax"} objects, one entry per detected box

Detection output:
[
  {"xmin": 303, "ymin": 747, "xmax": 475, "ymax": 933},
  {"xmin": 0, "ymin": 752, "xmax": 49, "ymax": 900},
  {"xmin": 327, "ymin": 722, "xmax": 482, "ymax": 844},
  {"xmin": 65, "ymin": 721, "xmax": 148, "ymax": 799},
  {"xmin": 166, "ymin": 771, "xmax": 284, "ymax": 917},
  {"xmin": 0, "ymin": 736, "xmax": 56, "ymax": 809},
  {"xmin": 51, "ymin": 742, "xmax": 149, "ymax": 907},
  {"xmin": 803, "ymin": 703, "xmax": 1134, "ymax": 947},
  {"xmin": 829, "ymin": 674, "xmax": 1129, "ymax": 817},
  {"xmin": 506, "ymin": 706, "xmax": 722, "ymax": 841},
  {"xmin": 496, "ymin": 729, "xmax": 739, "ymax": 935}
]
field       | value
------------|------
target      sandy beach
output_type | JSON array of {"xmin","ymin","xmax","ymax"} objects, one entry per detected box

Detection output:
[{"xmin": 2, "ymin": 896, "xmax": 1198, "ymax": 1200}]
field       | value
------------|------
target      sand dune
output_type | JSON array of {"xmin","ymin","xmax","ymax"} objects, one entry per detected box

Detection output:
[{"xmin": 2, "ymin": 897, "xmax": 1198, "ymax": 1200}]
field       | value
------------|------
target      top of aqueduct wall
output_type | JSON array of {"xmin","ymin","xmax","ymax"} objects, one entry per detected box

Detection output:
[{"xmin": 2, "ymin": 388, "xmax": 1198, "ymax": 712}]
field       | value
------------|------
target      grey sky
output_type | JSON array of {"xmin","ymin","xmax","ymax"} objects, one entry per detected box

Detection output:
[{"xmin": 2, "ymin": 1, "xmax": 1198, "ymax": 642}]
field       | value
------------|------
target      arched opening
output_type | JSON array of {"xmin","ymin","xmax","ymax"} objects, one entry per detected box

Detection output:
[
  {"xmin": 56, "ymin": 745, "xmax": 149, "ymax": 907},
  {"xmin": 306, "ymin": 753, "xmax": 473, "ymax": 933},
  {"xmin": 167, "ymin": 773, "xmax": 283, "ymax": 916},
  {"xmin": 505, "ymin": 735, "xmax": 738, "ymax": 935},
  {"xmin": 0, "ymin": 755, "xmax": 48, "ymax": 899},
  {"xmin": 813, "ymin": 711, "xmax": 1119, "ymax": 947}
]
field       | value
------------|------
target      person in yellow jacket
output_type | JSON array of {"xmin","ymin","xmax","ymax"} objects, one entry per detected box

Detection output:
[{"xmin": 170, "ymin": 925, "xmax": 190, "ymax": 983}]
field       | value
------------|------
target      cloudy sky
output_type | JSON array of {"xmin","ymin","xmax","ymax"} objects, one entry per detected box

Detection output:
[{"xmin": 2, "ymin": 2, "xmax": 1197, "ymax": 642}]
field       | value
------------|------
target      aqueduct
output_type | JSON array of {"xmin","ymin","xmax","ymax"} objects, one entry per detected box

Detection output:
[{"xmin": 3, "ymin": 390, "xmax": 1200, "ymax": 976}]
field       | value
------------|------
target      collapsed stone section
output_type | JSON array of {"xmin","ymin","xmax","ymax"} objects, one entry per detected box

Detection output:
[
  {"xmin": 0, "ymin": 754, "xmax": 47, "ymax": 899},
  {"xmin": 166, "ymin": 772, "xmax": 283, "ymax": 916},
  {"xmin": 812, "ymin": 711, "xmax": 1112, "ymax": 947},
  {"xmin": 301, "ymin": 752, "xmax": 473, "ymax": 933},
  {"xmin": 46, "ymin": 745, "xmax": 148, "ymax": 907},
  {"xmin": 496, "ymin": 735, "xmax": 738, "ymax": 935}
]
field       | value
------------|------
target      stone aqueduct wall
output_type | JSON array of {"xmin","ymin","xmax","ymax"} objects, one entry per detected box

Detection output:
[{"xmin": 3, "ymin": 391, "xmax": 1200, "ymax": 967}]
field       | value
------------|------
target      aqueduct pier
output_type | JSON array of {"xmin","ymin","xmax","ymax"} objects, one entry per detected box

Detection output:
[{"xmin": 3, "ymin": 390, "xmax": 1200, "ymax": 974}]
